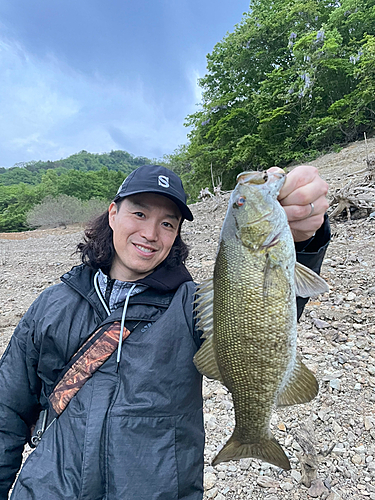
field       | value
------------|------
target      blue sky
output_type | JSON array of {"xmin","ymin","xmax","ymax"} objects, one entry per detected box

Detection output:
[{"xmin": 0, "ymin": 1, "xmax": 249, "ymax": 167}]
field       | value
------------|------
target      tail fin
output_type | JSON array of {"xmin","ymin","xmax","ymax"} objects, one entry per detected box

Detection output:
[{"xmin": 212, "ymin": 429, "xmax": 291, "ymax": 470}]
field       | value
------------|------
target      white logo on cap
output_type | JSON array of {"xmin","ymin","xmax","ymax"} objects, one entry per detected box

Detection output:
[
  {"xmin": 116, "ymin": 180, "xmax": 126, "ymax": 194},
  {"xmin": 158, "ymin": 175, "xmax": 169, "ymax": 188}
]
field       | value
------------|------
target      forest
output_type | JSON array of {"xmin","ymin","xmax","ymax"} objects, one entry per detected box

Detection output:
[
  {"xmin": 166, "ymin": 0, "xmax": 375, "ymax": 199},
  {"xmin": 0, "ymin": 151, "xmax": 152, "ymax": 231},
  {"xmin": 1, "ymin": 0, "xmax": 374, "ymax": 231}
]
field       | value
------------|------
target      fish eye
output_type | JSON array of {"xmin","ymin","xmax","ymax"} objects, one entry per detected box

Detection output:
[{"xmin": 237, "ymin": 196, "xmax": 246, "ymax": 206}]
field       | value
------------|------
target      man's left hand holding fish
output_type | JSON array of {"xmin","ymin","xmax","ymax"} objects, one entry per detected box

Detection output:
[{"xmin": 268, "ymin": 165, "xmax": 329, "ymax": 243}]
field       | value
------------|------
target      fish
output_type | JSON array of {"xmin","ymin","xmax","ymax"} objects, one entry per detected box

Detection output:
[{"xmin": 193, "ymin": 170, "xmax": 329, "ymax": 470}]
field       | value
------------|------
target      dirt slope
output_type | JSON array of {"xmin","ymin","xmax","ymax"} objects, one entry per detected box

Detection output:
[{"xmin": 1, "ymin": 137, "xmax": 375, "ymax": 499}]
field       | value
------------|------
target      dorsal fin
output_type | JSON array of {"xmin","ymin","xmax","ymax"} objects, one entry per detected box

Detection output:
[{"xmin": 194, "ymin": 278, "xmax": 214, "ymax": 339}]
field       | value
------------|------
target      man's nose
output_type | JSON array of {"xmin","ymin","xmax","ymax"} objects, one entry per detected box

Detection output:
[{"xmin": 140, "ymin": 221, "xmax": 158, "ymax": 241}]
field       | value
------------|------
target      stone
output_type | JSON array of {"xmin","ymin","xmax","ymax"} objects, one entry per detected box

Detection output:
[
  {"xmin": 206, "ymin": 487, "xmax": 218, "ymax": 498},
  {"xmin": 365, "ymin": 417, "xmax": 374, "ymax": 430},
  {"xmin": 239, "ymin": 458, "xmax": 251, "ymax": 470},
  {"xmin": 327, "ymin": 489, "xmax": 343, "ymax": 500},
  {"xmin": 330, "ymin": 379, "xmax": 341, "ymax": 391},
  {"xmin": 280, "ymin": 481, "xmax": 294, "ymax": 491},
  {"xmin": 313, "ymin": 318, "xmax": 330, "ymax": 328},
  {"xmin": 204, "ymin": 473, "xmax": 217, "ymax": 490},
  {"xmin": 318, "ymin": 409, "xmax": 331, "ymax": 421},
  {"xmin": 256, "ymin": 476, "xmax": 279, "ymax": 488},
  {"xmin": 332, "ymin": 421, "xmax": 342, "ymax": 434},
  {"xmin": 291, "ymin": 470, "xmax": 302, "ymax": 482},
  {"xmin": 333, "ymin": 444, "xmax": 345, "ymax": 456},
  {"xmin": 351, "ymin": 454, "xmax": 363, "ymax": 465},
  {"xmin": 355, "ymin": 444, "xmax": 366, "ymax": 454},
  {"xmin": 308, "ymin": 478, "xmax": 328, "ymax": 497}
]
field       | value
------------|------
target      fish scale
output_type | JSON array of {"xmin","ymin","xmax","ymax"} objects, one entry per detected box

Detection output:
[
  {"xmin": 216, "ymin": 242, "xmax": 292, "ymax": 438},
  {"xmin": 193, "ymin": 170, "xmax": 329, "ymax": 470}
]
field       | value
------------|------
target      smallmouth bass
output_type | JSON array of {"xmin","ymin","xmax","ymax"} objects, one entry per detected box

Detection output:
[{"xmin": 194, "ymin": 171, "xmax": 328, "ymax": 470}]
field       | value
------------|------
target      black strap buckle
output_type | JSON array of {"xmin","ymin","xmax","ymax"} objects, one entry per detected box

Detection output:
[{"xmin": 30, "ymin": 409, "xmax": 48, "ymax": 448}]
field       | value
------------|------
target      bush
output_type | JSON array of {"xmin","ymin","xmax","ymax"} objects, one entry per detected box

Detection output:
[{"xmin": 26, "ymin": 195, "xmax": 108, "ymax": 228}]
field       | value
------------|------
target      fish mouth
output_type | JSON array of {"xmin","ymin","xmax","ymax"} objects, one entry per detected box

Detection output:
[
  {"xmin": 236, "ymin": 171, "xmax": 268, "ymax": 185},
  {"xmin": 236, "ymin": 171, "xmax": 285, "ymax": 186}
]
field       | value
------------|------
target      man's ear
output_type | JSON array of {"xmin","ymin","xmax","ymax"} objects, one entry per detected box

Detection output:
[{"xmin": 108, "ymin": 202, "xmax": 118, "ymax": 229}]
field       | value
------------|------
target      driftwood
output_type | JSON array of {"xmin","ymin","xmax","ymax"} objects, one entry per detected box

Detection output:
[
  {"xmin": 329, "ymin": 152, "xmax": 375, "ymax": 220},
  {"xmin": 199, "ymin": 182, "xmax": 225, "ymax": 204},
  {"xmin": 330, "ymin": 181, "xmax": 375, "ymax": 220},
  {"xmin": 293, "ymin": 422, "xmax": 319, "ymax": 488},
  {"xmin": 198, "ymin": 187, "xmax": 215, "ymax": 200}
]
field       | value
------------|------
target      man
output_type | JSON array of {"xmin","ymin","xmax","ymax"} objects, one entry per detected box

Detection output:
[{"xmin": 0, "ymin": 164, "xmax": 330, "ymax": 499}]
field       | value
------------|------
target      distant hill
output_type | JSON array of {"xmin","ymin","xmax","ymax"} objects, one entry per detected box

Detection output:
[
  {"xmin": 0, "ymin": 150, "xmax": 155, "ymax": 232},
  {"xmin": 0, "ymin": 150, "xmax": 153, "ymax": 186}
]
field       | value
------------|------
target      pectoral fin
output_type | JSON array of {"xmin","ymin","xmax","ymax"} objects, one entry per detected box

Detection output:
[
  {"xmin": 193, "ymin": 335, "xmax": 223, "ymax": 383},
  {"xmin": 295, "ymin": 262, "xmax": 329, "ymax": 298},
  {"xmin": 277, "ymin": 357, "xmax": 319, "ymax": 407}
]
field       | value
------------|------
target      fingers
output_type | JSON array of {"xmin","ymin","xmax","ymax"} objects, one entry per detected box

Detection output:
[
  {"xmin": 281, "ymin": 194, "xmax": 329, "ymax": 222},
  {"xmin": 267, "ymin": 165, "xmax": 329, "ymax": 242},
  {"xmin": 288, "ymin": 214, "xmax": 326, "ymax": 242},
  {"xmin": 278, "ymin": 166, "xmax": 328, "ymax": 205}
]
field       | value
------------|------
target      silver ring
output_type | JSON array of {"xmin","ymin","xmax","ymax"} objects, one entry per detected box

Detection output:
[{"xmin": 308, "ymin": 202, "xmax": 315, "ymax": 217}]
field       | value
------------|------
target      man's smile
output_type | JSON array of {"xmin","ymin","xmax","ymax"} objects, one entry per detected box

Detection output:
[{"xmin": 134, "ymin": 244, "xmax": 157, "ymax": 254}]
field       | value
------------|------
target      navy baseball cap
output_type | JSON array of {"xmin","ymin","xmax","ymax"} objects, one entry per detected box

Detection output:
[{"xmin": 114, "ymin": 165, "xmax": 194, "ymax": 221}]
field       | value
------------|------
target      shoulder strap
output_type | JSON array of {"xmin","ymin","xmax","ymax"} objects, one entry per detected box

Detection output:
[
  {"xmin": 52, "ymin": 290, "xmax": 175, "ymax": 418},
  {"xmin": 49, "ymin": 321, "xmax": 127, "ymax": 418}
]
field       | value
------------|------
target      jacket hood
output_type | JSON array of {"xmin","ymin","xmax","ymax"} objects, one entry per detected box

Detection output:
[
  {"xmin": 136, "ymin": 260, "xmax": 193, "ymax": 292},
  {"xmin": 62, "ymin": 260, "xmax": 193, "ymax": 297}
]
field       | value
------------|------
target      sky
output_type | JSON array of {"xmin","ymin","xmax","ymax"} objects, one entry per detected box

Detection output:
[{"xmin": 0, "ymin": 1, "xmax": 250, "ymax": 167}]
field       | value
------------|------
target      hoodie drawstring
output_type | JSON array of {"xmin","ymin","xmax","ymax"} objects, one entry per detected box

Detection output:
[
  {"xmin": 94, "ymin": 271, "xmax": 111, "ymax": 316},
  {"xmin": 116, "ymin": 283, "xmax": 137, "ymax": 370},
  {"xmin": 94, "ymin": 272, "xmax": 137, "ymax": 370}
]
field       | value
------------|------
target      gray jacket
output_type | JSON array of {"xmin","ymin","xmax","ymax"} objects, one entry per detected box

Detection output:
[{"xmin": 0, "ymin": 265, "xmax": 204, "ymax": 500}]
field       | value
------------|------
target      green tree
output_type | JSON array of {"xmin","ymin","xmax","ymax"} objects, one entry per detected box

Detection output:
[
  {"xmin": 0, "ymin": 184, "xmax": 43, "ymax": 232},
  {"xmin": 170, "ymin": 0, "xmax": 375, "ymax": 196}
]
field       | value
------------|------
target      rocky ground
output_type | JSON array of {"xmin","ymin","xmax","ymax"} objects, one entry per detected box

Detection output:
[{"xmin": 1, "ymin": 137, "xmax": 375, "ymax": 499}]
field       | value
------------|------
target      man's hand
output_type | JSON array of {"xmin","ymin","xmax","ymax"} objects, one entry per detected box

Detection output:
[{"xmin": 268, "ymin": 165, "xmax": 329, "ymax": 243}]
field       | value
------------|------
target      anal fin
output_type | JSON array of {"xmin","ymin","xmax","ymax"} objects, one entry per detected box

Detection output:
[{"xmin": 277, "ymin": 357, "xmax": 319, "ymax": 407}]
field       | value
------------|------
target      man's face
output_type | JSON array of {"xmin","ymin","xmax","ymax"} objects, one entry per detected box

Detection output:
[{"xmin": 108, "ymin": 193, "xmax": 182, "ymax": 281}]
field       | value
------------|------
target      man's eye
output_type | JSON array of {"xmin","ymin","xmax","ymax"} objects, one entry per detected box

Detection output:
[
  {"xmin": 134, "ymin": 212, "xmax": 145, "ymax": 218},
  {"xmin": 162, "ymin": 221, "xmax": 173, "ymax": 228}
]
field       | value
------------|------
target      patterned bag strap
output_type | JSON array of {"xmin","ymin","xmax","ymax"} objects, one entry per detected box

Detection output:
[{"xmin": 49, "ymin": 322, "xmax": 130, "ymax": 417}]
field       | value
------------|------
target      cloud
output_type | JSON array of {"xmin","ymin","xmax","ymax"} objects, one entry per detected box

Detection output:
[
  {"xmin": 187, "ymin": 68, "xmax": 203, "ymax": 108},
  {"xmin": 0, "ymin": 35, "xmax": 192, "ymax": 167}
]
